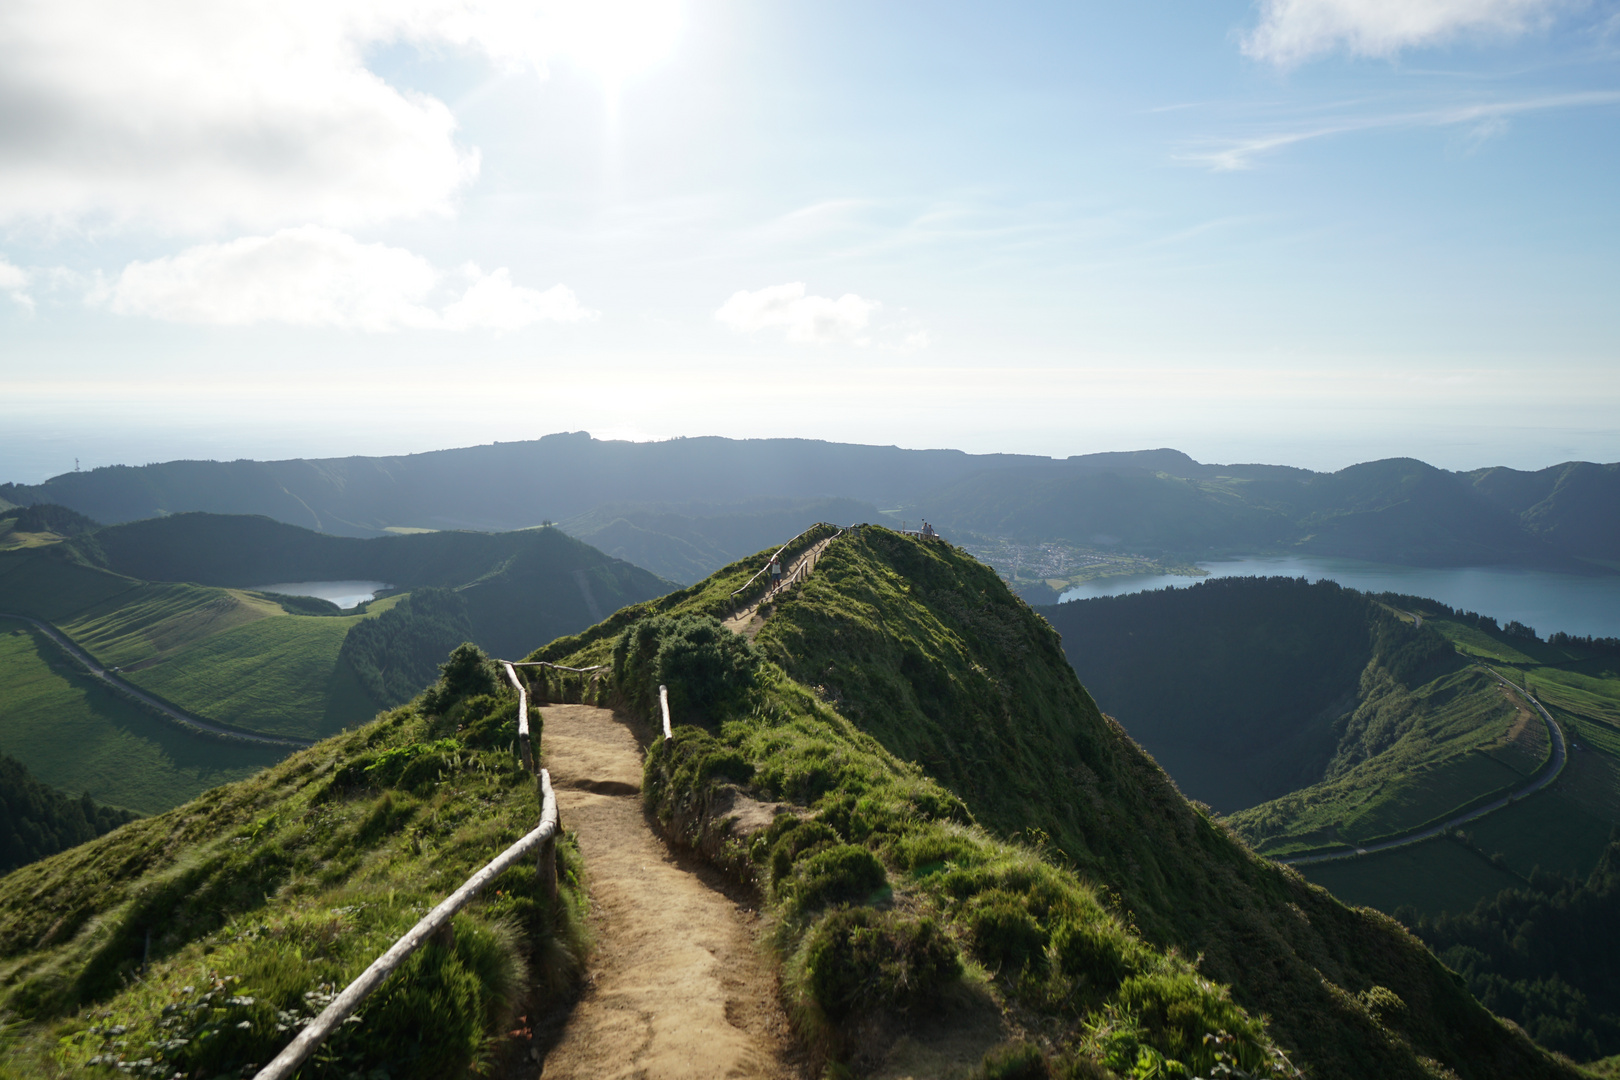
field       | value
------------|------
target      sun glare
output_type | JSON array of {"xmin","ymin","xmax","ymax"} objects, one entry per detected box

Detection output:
[{"xmin": 551, "ymin": 0, "xmax": 682, "ymax": 86}]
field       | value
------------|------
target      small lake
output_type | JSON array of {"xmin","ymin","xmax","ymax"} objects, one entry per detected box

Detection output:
[
  {"xmin": 253, "ymin": 581, "xmax": 392, "ymax": 610},
  {"xmin": 1058, "ymin": 556, "xmax": 1620, "ymax": 640}
]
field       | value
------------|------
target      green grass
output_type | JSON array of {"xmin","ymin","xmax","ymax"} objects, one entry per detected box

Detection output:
[
  {"xmin": 528, "ymin": 527, "xmax": 1574, "ymax": 1080},
  {"xmin": 0, "ymin": 623, "xmax": 285, "ymax": 813},
  {"xmin": 1301, "ymin": 836, "xmax": 1521, "ymax": 919},
  {"xmin": 122, "ymin": 609, "xmax": 394, "ymax": 740},
  {"xmin": 0, "ymin": 673, "xmax": 586, "ymax": 1080},
  {"xmin": 1467, "ymin": 786, "xmax": 1617, "ymax": 880},
  {"xmin": 1, "ymin": 544, "xmax": 408, "ymax": 742},
  {"xmin": 1232, "ymin": 666, "xmax": 1536, "ymax": 855}
]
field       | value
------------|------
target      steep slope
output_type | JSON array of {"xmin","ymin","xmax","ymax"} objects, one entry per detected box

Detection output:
[
  {"xmin": 1467, "ymin": 460, "xmax": 1620, "ymax": 563},
  {"xmin": 1038, "ymin": 578, "xmax": 1379, "ymax": 812},
  {"xmin": 0, "ymin": 661, "xmax": 587, "ymax": 1080},
  {"xmin": 526, "ymin": 527, "xmax": 1573, "ymax": 1080}
]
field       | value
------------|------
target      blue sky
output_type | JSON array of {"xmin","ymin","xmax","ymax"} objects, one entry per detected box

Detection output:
[{"xmin": 2, "ymin": 0, "xmax": 1618, "ymax": 483}]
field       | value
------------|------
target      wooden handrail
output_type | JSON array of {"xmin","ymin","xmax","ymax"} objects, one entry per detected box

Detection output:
[
  {"xmin": 730, "ymin": 524, "xmax": 833, "ymax": 599},
  {"xmin": 252, "ymin": 771, "xmax": 561, "ymax": 1080},
  {"xmin": 659, "ymin": 684, "xmax": 672, "ymax": 742},
  {"xmin": 501, "ymin": 661, "xmax": 535, "ymax": 774},
  {"xmin": 507, "ymin": 661, "xmax": 610, "ymax": 673}
]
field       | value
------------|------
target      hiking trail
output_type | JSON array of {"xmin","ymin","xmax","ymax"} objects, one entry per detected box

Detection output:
[
  {"xmin": 535, "ymin": 703, "xmax": 806, "ymax": 1080},
  {"xmin": 722, "ymin": 535, "xmax": 837, "ymax": 641}
]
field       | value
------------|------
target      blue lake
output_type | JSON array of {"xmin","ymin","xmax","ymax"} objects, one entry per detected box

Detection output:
[
  {"xmin": 1058, "ymin": 556, "xmax": 1620, "ymax": 640},
  {"xmin": 253, "ymin": 580, "xmax": 391, "ymax": 610}
]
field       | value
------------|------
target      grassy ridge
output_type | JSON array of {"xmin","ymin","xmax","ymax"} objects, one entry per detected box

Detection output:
[
  {"xmin": 0, "ymin": 662, "xmax": 586, "ymax": 1080},
  {"xmin": 0, "ymin": 621, "xmax": 284, "ymax": 813},
  {"xmin": 532, "ymin": 527, "xmax": 1572, "ymax": 1080}
]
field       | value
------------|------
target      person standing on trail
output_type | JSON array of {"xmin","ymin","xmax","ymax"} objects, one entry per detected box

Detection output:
[{"xmin": 769, "ymin": 555, "xmax": 782, "ymax": 588}]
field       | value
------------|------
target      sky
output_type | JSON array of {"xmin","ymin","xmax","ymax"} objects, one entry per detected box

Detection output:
[{"xmin": 2, "ymin": 0, "xmax": 1618, "ymax": 484}]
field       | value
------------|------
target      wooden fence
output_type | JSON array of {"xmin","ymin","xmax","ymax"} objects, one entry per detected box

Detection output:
[{"xmin": 252, "ymin": 669, "xmax": 565, "ymax": 1080}]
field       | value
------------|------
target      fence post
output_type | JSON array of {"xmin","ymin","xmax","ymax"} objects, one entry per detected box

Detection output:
[{"xmin": 659, "ymin": 684, "xmax": 672, "ymax": 743}]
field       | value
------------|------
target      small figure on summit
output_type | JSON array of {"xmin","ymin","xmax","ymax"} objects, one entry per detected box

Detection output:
[{"xmin": 921, "ymin": 520, "xmax": 936, "ymax": 539}]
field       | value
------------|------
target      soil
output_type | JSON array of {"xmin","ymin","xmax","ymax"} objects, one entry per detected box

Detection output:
[{"xmin": 534, "ymin": 704, "xmax": 809, "ymax": 1080}]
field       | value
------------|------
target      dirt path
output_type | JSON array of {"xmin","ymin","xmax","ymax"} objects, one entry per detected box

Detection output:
[
  {"xmin": 722, "ymin": 536, "xmax": 837, "ymax": 641},
  {"xmin": 536, "ymin": 704, "xmax": 805, "ymax": 1080}
]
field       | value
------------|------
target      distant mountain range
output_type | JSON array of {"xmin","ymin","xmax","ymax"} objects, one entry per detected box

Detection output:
[{"xmin": 3, "ymin": 434, "xmax": 1617, "ymax": 571}]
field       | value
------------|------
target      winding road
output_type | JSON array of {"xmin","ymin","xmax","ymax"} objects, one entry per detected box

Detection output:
[
  {"xmin": 0, "ymin": 611, "xmax": 312, "ymax": 748},
  {"xmin": 1282, "ymin": 667, "xmax": 1566, "ymax": 867}
]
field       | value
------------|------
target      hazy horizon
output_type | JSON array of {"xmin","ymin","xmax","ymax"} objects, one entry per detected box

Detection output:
[{"xmin": 3, "ymin": 1, "xmax": 1617, "ymax": 482}]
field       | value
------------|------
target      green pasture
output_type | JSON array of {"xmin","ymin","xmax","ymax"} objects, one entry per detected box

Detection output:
[
  {"xmin": 1234, "ymin": 666, "xmax": 1530, "ymax": 855},
  {"xmin": 0, "ymin": 622, "xmax": 285, "ymax": 814},
  {"xmin": 1300, "ymin": 835, "xmax": 1521, "ymax": 919},
  {"xmin": 124, "ymin": 612, "xmax": 387, "ymax": 740},
  {"xmin": 1341, "ymin": 751, "xmax": 1523, "ymax": 843},
  {"xmin": 0, "ymin": 549, "xmax": 138, "ymax": 622}
]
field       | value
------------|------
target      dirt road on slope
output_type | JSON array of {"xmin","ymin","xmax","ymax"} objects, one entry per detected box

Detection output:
[{"xmin": 536, "ymin": 704, "xmax": 806, "ymax": 1080}]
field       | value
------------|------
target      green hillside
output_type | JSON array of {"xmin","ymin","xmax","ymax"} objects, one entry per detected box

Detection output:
[
  {"xmin": 0, "ymin": 618, "xmax": 284, "ymax": 813},
  {"xmin": 0, "ymin": 754, "xmax": 139, "ymax": 874},
  {"xmin": 76, "ymin": 511, "xmax": 672, "ymax": 660},
  {"xmin": 920, "ymin": 456, "xmax": 1571, "ymax": 567},
  {"xmin": 526, "ymin": 527, "xmax": 1570, "ymax": 1079},
  {"xmin": 5, "ymin": 434, "xmax": 1616, "ymax": 567},
  {"xmin": 0, "ymin": 545, "xmax": 399, "ymax": 742},
  {"xmin": 0, "ymin": 658, "xmax": 586, "ymax": 1080},
  {"xmin": 0, "ymin": 517, "xmax": 670, "ymax": 813}
]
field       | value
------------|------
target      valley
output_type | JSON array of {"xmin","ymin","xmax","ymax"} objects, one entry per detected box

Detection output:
[{"xmin": 0, "ymin": 514, "xmax": 669, "ymax": 812}]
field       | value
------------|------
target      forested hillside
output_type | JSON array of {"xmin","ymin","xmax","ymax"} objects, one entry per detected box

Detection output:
[
  {"xmin": 72, "ymin": 512, "xmax": 670, "ymax": 660},
  {"xmin": 0, "ymin": 755, "xmax": 139, "ymax": 874}
]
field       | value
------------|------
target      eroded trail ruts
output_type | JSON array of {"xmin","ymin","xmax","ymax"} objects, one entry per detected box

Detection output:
[{"xmin": 537, "ymin": 703, "xmax": 805, "ymax": 1080}]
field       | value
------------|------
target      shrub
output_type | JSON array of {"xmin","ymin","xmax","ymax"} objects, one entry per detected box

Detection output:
[
  {"xmin": 422, "ymin": 643, "xmax": 500, "ymax": 714},
  {"xmin": 1114, "ymin": 971, "xmax": 1267, "ymax": 1073},
  {"xmin": 765, "ymin": 819, "xmax": 841, "ymax": 887},
  {"xmin": 1051, "ymin": 918, "xmax": 1138, "ymax": 996},
  {"xmin": 975, "ymin": 1041, "xmax": 1049, "ymax": 1080},
  {"xmin": 614, "ymin": 614, "xmax": 760, "ymax": 722},
  {"xmin": 965, "ymin": 890, "xmax": 1048, "ymax": 975},
  {"xmin": 788, "ymin": 844, "xmax": 888, "ymax": 912},
  {"xmin": 800, "ymin": 907, "xmax": 961, "ymax": 1019}
]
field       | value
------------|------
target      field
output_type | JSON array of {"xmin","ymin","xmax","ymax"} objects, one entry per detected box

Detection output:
[
  {"xmin": 1301, "ymin": 835, "xmax": 1521, "ymax": 918},
  {"xmin": 0, "ymin": 622, "xmax": 285, "ymax": 813},
  {"xmin": 1290, "ymin": 617, "xmax": 1620, "ymax": 918},
  {"xmin": 1232, "ymin": 666, "xmax": 1540, "ymax": 856}
]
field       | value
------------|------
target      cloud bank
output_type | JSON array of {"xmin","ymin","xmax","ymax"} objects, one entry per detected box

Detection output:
[
  {"xmin": 714, "ymin": 282, "xmax": 881, "ymax": 345},
  {"xmin": 0, "ymin": 0, "xmax": 680, "ymax": 233},
  {"xmin": 106, "ymin": 226, "xmax": 595, "ymax": 331},
  {"xmin": 1244, "ymin": 0, "xmax": 1564, "ymax": 64},
  {"xmin": 0, "ymin": 257, "xmax": 30, "ymax": 309}
]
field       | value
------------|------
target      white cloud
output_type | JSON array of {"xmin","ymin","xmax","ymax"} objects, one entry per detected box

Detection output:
[
  {"xmin": 1243, "ymin": 0, "xmax": 1565, "ymax": 65},
  {"xmin": 0, "ymin": 0, "xmax": 680, "ymax": 232},
  {"xmin": 105, "ymin": 226, "xmax": 596, "ymax": 331},
  {"xmin": 0, "ymin": 257, "xmax": 31, "ymax": 310},
  {"xmin": 714, "ymin": 282, "xmax": 881, "ymax": 345},
  {"xmin": 1181, "ymin": 91, "xmax": 1620, "ymax": 170}
]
